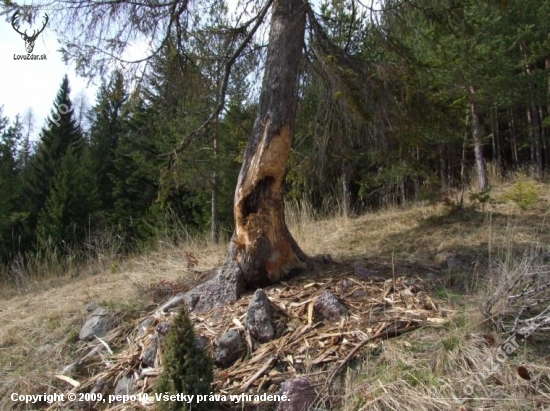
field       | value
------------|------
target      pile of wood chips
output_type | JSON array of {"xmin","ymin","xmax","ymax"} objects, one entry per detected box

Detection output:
[{"xmin": 49, "ymin": 263, "xmax": 452, "ymax": 410}]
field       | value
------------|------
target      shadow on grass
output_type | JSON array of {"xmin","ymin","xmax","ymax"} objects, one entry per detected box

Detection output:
[{"xmin": 339, "ymin": 206, "xmax": 549, "ymax": 297}]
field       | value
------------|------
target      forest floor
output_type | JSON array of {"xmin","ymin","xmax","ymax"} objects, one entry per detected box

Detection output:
[{"xmin": 1, "ymin": 176, "xmax": 550, "ymax": 410}]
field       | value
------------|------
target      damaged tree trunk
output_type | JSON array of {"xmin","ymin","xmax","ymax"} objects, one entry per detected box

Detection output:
[
  {"xmin": 230, "ymin": 0, "xmax": 309, "ymax": 287},
  {"xmin": 169, "ymin": 0, "xmax": 310, "ymax": 314}
]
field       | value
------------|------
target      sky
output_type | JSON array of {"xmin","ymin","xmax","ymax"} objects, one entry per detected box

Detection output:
[
  {"xmin": 0, "ymin": 9, "xmax": 99, "ymax": 140},
  {"xmin": 0, "ymin": 0, "xmax": 344, "ymax": 140}
]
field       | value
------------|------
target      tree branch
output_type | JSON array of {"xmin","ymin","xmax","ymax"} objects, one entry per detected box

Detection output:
[{"xmin": 166, "ymin": 0, "xmax": 274, "ymax": 162}]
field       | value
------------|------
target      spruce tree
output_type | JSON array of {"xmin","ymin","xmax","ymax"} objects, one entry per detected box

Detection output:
[
  {"xmin": 156, "ymin": 307, "xmax": 213, "ymax": 411},
  {"xmin": 36, "ymin": 147, "xmax": 98, "ymax": 251},
  {"xmin": 90, "ymin": 71, "xmax": 127, "ymax": 213},
  {"xmin": 110, "ymin": 97, "xmax": 162, "ymax": 241},
  {"xmin": 25, "ymin": 75, "xmax": 86, "ymax": 242},
  {"xmin": 0, "ymin": 110, "xmax": 24, "ymax": 263}
]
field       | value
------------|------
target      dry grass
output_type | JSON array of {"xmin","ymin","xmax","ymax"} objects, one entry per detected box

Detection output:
[{"xmin": 0, "ymin": 177, "xmax": 549, "ymax": 410}]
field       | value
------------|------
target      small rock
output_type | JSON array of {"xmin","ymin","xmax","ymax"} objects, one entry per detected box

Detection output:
[
  {"xmin": 86, "ymin": 302, "xmax": 99, "ymax": 313},
  {"xmin": 136, "ymin": 318, "xmax": 155, "ymax": 339},
  {"xmin": 79, "ymin": 308, "xmax": 116, "ymax": 341},
  {"xmin": 353, "ymin": 262, "xmax": 378, "ymax": 279},
  {"xmin": 339, "ymin": 279, "xmax": 355, "ymax": 291},
  {"xmin": 350, "ymin": 289, "xmax": 367, "ymax": 299},
  {"xmin": 246, "ymin": 289, "xmax": 275, "ymax": 343},
  {"xmin": 214, "ymin": 329, "xmax": 244, "ymax": 368},
  {"xmin": 311, "ymin": 254, "xmax": 333, "ymax": 264},
  {"xmin": 155, "ymin": 322, "xmax": 171, "ymax": 335},
  {"xmin": 114, "ymin": 375, "xmax": 133, "ymax": 396},
  {"xmin": 447, "ymin": 256, "xmax": 465, "ymax": 269},
  {"xmin": 91, "ymin": 379, "xmax": 106, "ymax": 395},
  {"xmin": 435, "ymin": 252, "xmax": 465, "ymax": 270},
  {"xmin": 158, "ymin": 293, "xmax": 187, "ymax": 312},
  {"xmin": 196, "ymin": 336, "xmax": 209, "ymax": 351},
  {"xmin": 276, "ymin": 378, "xmax": 317, "ymax": 411},
  {"xmin": 313, "ymin": 289, "xmax": 348, "ymax": 322},
  {"xmin": 141, "ymin": 337, "xmax": 158, "ymax": 367}
]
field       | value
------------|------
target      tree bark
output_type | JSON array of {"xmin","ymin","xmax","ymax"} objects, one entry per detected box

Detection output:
[
  {"xmin": 527, "ymin": 106, "xmax": 543, "ymax": 179},
  {"xmin": 211, "ymin": 123, "xmax": 219, "ymax": 244},
  {"xmin": 468, "ymin": 85, "xmax": 489, "ymax": 192},
  {"xmin": 341, "ymin": 161, "xmax": 351, "ymax": 218},
  {"xmin": 508, "ymin": 108, "xmax": 519, "ymax": 169},
  {"xmin": 228, "ymin": 0, "xmax": 308, "ymax": 288}
]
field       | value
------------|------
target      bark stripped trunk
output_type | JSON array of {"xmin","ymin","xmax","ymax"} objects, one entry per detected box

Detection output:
[
  {"xmin": 229, "ymin": 0, "xmax": 308, "ymax": 287},
  {"xmin": 468, "ymin": 85, "xmax": 489, "ymax": 192}
]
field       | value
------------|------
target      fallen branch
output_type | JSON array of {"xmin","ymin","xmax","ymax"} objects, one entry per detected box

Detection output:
[
  {"xmin": 238, "ymin": 355, "xmax": 277, "ymax": 393},
  {"xmin": 325, "ymin": 321, "xmax": 413, "ymax": 391}
]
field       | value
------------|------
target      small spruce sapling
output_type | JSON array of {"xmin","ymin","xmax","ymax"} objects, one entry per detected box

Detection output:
[
  {"xmin": 156, "ymin": 306, "xmax": 213, "ymax": 411},
  {"xmin": 504, "ymin": 177, "xmax": 538, "ymax": 211}
]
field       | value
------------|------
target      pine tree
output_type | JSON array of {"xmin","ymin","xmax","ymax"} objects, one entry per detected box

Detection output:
[{"xmin": 156, "ymin": 307, "xmax": 213, "ymax": 411}]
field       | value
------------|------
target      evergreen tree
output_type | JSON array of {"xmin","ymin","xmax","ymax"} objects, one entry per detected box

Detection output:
[
  {"xmin": 0, "ymin": 110, "xmax": 24, "ymax": 263},
  {"xmin": 90, "ymin": 71, "xmax": 128, "ymax": 213},
  {"xmin": 36, "ymin": 147, "xmax": 98, "ymax": 251},
  {"xmin": 156, "ymin": 307, "xmax": 213, "ymax": 411},
  {"xmin": 25, "ymin": 75, "xmax": 86, "ymax": 238},
  {"xmin": 110, "ymin": 96, "xmax": 164, "ymax": 241}
]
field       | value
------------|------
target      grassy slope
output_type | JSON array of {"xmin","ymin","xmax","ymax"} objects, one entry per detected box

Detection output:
[{"xmin": 1, "ymin": 178, "xmax": 549, "ymax": 410}]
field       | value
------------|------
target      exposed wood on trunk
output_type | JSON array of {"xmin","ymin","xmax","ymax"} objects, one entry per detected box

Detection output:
[{"xmin": 229, "ymin": 0, "xmax": 308, "ymax": 287}]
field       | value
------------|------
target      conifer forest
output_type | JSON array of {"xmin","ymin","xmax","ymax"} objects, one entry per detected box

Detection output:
[{"xmin": 1, "ymin": 0, "xmax": 549, "ymax": 276}]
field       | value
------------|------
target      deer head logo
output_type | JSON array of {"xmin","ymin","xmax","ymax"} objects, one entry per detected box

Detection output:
[{"xmin": 11, "ymin": 11, "xmax": 49, "ymax": 54}]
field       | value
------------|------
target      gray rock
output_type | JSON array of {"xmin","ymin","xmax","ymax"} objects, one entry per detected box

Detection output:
[
  {"xmin": 214, "ymin": 329, "xmax": 244, "ymax": 368},
  {"xmin": 196, "ymin": 336, "xmax": 209, "ymax": 351},
  {"xmin": 447, "ymin": 256, "xmax": 465, "ymax": 269},
  {"xmin": 136, "ymin": 318, "xmax": 155, "ymax": 339},
  {"xmin": 246, "ymin": 289, "xmax": 275, "ymax": 343},
  {"xmin": 155, "ymin": 321, "xmax": 171, "ymax": 335},
  {"xmin": 311, "ymin": 254, "xmax": 333, "ymax": 264},
  {"xmin": 350, "ymin": 289, "xmax": 367, "ymax": 299},
  {"xmin": 435, "ymin": 252, "xmax": 465, "ymax": 270},
  {"xmin": 141, "ymin": 337, "xmax": 158, "ymax": 367},
  {"xmin": 276, "ymin": 378, "xmax": 317, "ymax": 411},
  {"xmin": 79, "ymin": 308, "xmax": 116, "ymax": 341},
  {"xmin": 353, "ymin": 262, "xmax": 378, "ymax": 279},
  {"xmin": 339, "ymin": 279, "xmax": 355, "ymax": 291},
  {"xmin": 114, "ymin": 375, "xmax": 133, "ymax": 396},
  {"xmin": 158, "ymin": 260, "xmax": 244, "ymax": 314},
  {"xmin": 91, "ymin": 379, "xmax": 106, "ymax": 395},
  {"xmin": 86, "ymin": 302, "xmax": 99, "ymax": 313},
  {"xmin": 313, "ymin": 290, "xmax": 348, "ymax": 322}
]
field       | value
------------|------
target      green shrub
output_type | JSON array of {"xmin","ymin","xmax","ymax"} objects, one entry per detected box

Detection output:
[
  {"xmin": 504, "ymin": 178, "xmax": 538, "ymax": 211},
  {"xmin": 470, "ymin": 188, "xmax": 492, "ymax": 212},
  {"xmin": 156, "ymin": 307, "xmax": 213, "ymax": 411}
]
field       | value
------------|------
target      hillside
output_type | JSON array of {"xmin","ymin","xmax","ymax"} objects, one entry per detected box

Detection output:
[{"xmin": 1, "ymin": 178, "xmax": 550, "ymax": 411}]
